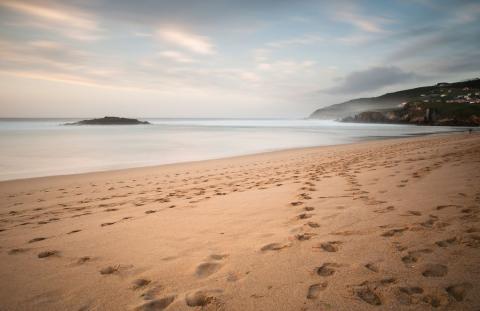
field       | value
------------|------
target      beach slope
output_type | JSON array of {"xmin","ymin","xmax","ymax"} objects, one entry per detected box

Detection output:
[{"xmin": 1, "ymin": 133, "xmax": 479, "ymax": 310}]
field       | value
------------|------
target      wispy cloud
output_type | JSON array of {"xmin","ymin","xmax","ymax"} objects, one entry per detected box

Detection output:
[
  {"xmin": 416, "ymin": 50, "xmax": 480, "ymax": 75},
  {"xmin": 334, "ymin": 4, "xmax": 393, "ymax": 33},
  {"xmin": 324, "ymin": 66, "xmax": 422, "ymax": 94},
  {"xmin": 266, "ymin": 34, "xmax": 323, "ymax": 48},
  {"xmin": 158, "ymin": 50, "xmax": 196, "ymax": 63},
  {"xmin": 453, "ymin": 2, "xmax": 480, "ymax": 24},
  {"xmin": 0, "ymin": 0, "xmax": 101, "ymax": 40},
  {"xmin": 0, "ymin": 38, "xmax": 120, "ymax": 89},
  {"xmin": 0, "ymin": 39, "xmax": 88, "ymax": 69},
  {"xmin": 156, "ymin": 28, "xmax": 215, "ymax": 55},
  {"xmin": 387, "ymin": 26, "xmax": 478, "ymax": 62},
  {"xmin": 336, "ymin": 33, "xmax": 375, "ymax": 45}
]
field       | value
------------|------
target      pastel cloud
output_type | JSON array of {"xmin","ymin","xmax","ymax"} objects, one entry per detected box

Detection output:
[
  {"xmin": 0, "ymin": 0, "xmax": 100, "ymax": 40},
  {"xmin": 266, "ymin": 34, "xmax": 323, "ymax": 48},
  {"xmin": 157, "ymin": 28, "xmax": 215, "ymax": 55},
  {"xmin": 0, "ymin": 0, "xmax": 479, "ymax": 118},
  {"xmin": 334, "ymin": 4, "xmax": 392, "ymax": 34},
  {"xmin": 158, "ymin": 50, "xmax": 196, "ymax": 63}
]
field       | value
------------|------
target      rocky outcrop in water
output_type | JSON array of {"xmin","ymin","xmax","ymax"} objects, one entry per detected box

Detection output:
[{"xmin": 65, "ymin": 116, "xmax": 150, "ymax": 125}]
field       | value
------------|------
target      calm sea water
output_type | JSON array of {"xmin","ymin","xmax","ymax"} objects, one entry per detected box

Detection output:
[{"xmin": 0, "ymin": 118, "xmax": 466, "ymax": 181}]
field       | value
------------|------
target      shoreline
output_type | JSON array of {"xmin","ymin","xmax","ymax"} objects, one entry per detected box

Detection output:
[
  {"xmin": 1, "ymin": 132, "xmax": 479, "ymax": 310},
  {"xmin": 0, "ymin": 131, "xmax": 466, "ymax": 185}
]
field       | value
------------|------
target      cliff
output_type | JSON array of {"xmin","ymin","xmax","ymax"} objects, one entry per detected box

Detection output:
[
  {"xmin": 310, "ymin": 78, "xmax": 480, "ymax": 120},
  {"xmin": 342, "ymin": 101, "xmax": 480, "ymax": 126}
]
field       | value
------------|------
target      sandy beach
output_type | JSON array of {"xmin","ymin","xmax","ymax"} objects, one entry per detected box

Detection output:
[{"xmin": 0, "ymin": 133, "xmax": 479, "ymax": 310}]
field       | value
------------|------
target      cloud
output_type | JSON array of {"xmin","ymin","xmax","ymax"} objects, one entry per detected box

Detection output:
[
  {"xmin": 0, "ymin": 38, "xmax": 124, "ymax": 89},
  {"xmin": 418, "ymin": 50, "xmax": 480, "ymax": 75},
  {"xmin": 266, "ymin": 34, "xmax": 323, "ymax": 48},
  {"xmin": 333, "ymin": 5, "xmax": 393, "ymax": 33},
  {"xmin": 387, "ymin": 26, "xmax": 479, "ymax": 62},
  {"xmin": 336, "ymin": 33, "xmax": 375, "ymax": 45},
  {"xmin": 158, "ymin": 50, "xmax": 196, "ymax": 63},
  {"xmin": 0, "ymin": 39, "xmax": 88, "ymax": 68},
  {"xmin": 453, "ymin": 2, "xmax": 480, "ymax": 24},
  {"xmin": 0, "ymin": 0, "xmax": 101, "ymax": 40},
  {"xmin": 324, "ymin": 66, "xmax": 420, "ymax": 94},
  {"xmin": 83, "ymin": 0, "xmax": 294, "ymax": 29},
  {"xmin": 256, "ymin": 60, "xmax": 316, "ymax": 73},
  {"xmin": 156, "ymin": 28, "xmax": 215, "ymax": 55}
]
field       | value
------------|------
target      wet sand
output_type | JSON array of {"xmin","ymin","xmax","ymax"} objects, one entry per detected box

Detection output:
[{"xmin": 0, "ymin": 133, "xmax": 479, "ymax": 310}]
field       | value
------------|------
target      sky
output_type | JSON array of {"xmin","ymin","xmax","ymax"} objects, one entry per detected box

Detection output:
[{"xmin": 0, "ymin": 0, "xmax": 479, "ymax": 118}]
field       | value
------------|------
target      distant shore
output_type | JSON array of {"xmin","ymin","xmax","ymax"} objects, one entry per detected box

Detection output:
[
  {"xmin": 0, "ymin": 120, "xmax": 469, "ymax": 182},
  {"xmin": 1, "ymin": 132, "xmax": 479, "ymax": 310}
]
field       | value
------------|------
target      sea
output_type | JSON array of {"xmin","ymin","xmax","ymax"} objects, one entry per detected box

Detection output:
[{"xmin": 0, "ymin": 118, "xmax": 468, "ymax": 181}]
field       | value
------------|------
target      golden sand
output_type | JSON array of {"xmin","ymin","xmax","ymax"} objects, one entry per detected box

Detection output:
[{"xmin": 1, "ymin": 133, "xmax": 479, "ymax": 310}]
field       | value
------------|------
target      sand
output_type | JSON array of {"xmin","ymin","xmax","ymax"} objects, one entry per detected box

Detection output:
[{"xmin": 0, "ymin": 133, "xmax": 479, "ymax": 310}]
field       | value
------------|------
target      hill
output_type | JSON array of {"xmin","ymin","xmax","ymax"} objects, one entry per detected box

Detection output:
[{"xmin": 309, "ymin": 78, "xmax": 480, "ymax": 120}]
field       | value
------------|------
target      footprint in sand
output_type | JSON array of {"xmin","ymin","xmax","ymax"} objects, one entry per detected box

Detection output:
[
  {"xmin": 132, "ymin": 278, "xmax": 151, "ymax": 290},
  {"xmin": 317, "ymin": 263, "xmax": 340, "ymax": 276},
  {"xmin": 356, "ymin": 287, "xmax": 381, "ymax": 305},
  {"xmin": 67, "ymin": 229, "xmax": 82, "ymax": 234},
  {"xmin": 135, "ymin": 295, "xmax": 175, "ymax": 311},
  {"xmin": 381, "ymin": 227, "xmax": 407, "ymax": 237},
  {"xmin": 100, "ymin": 265, "xmax": 120, "ymax": 275},
  {"xmin": 28, "ymin": 237, "xmax": 47, "ymax": 243},
  {"xmin": 295, "ymin": 232, "xmax": 315, "ymax": 241},
  {"xmin": 260, "ymin": 242, "xmax": 290, "ymax": 251},
  {"xmin": 435, "ymin": 237, "xmax": 457, "ymax": 247},
  {"xmin": 422, "ymin": 294, "xmax": 444, "ymax": 308},
  {"xmin": 306, "ymin": 221, "xmax": 320, "ymax": 228},
  {"xmin": 316, "ymin": 241, "xmax": 342, "ymax": 252},
  {"xmin": 141, "ymin": 286, "xmax": 163, "ymax": 300},
  {"xmin": 354, "ymin": 277, "xmax": 396, "ymax": 306},
  {"xmin": 100, "ymin": 222, "xmax": 116, "ymax": 227},
  {"xmin": 403, "ymin": 210, "xmax": 422, "ymax": 216},
  {"xmin": 446, "ymin": 282, "xmax": 473, "ymax": 301},
  {"xmin": 465, "ymin": 227, "xmax": 479, "ymax": 234},
  {"xmin": 306, "ymin": 282, "xmax": 328, "ymax": 299},
  {"xmin": 296, "ymin": 213, "xmax": 313, "ymax": 220},
  {"xmin": 436, "ymin": 204, "xmax": 457, "ymax": 210},
  {"xmin": 299, "ymin": 193, "xmax": 312, "ymax": 200},
  {"xmin": 185, "ymin": 289, "xmax": 222, "ymax": 307},
  {"xmin": 76, "ymin": 256, "xmax": 91, "ymax": 264},
  {"xmin": 422, "ymin": 264, "xmax": 448, "ymax": 277},
  {"xmin": 401, "ymin": 249, "xmax": 433, "ymax": 265},
  {"xmin": 420, "ymin": 215, "xmax": 439, "ymax": 228},
  {"xmin": 464, "ymin": 234, "xmax": 480, "ymax": 248},
  {"xmin": 365, "ymin": 263, "xmax": 379, "ymax": 273},
  {"xmin": 209, "ymin": 254, "xmax": 228, "ymax": 261},
  {"xmin": 195, "ymin": 262, "xmax": 223, "ymax": 278},
  {"xmin": 38, "ymin": 250, "xmax": 59, "ymax": 258},
  {"xmin": 395, "ymin": 286, "xmax": 424, "ymax": 305},
  {"xmin": 373, "ymin": 206, "xmax": 395, "ymax": 214},
  {"xmin": 8, "ymin": 248, "xmax": 29, "ymax": 255}
]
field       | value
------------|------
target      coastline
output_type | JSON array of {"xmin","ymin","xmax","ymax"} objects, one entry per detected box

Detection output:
[
  {"xmin": 0, "ymin": 130, "xmax": 466, "ymax": 184},
  {"xmin": 0, "ymin": 118, "xmax": 467, "ymax": 182},
  {"xmin": 1, "ymin": 132, "xmax": 479, "ymax": 310}
]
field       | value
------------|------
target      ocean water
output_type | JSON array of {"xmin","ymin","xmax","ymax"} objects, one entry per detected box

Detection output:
[{"xmin": 0, "ymin": 118, "xmax": 466, "ymax": 181}]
